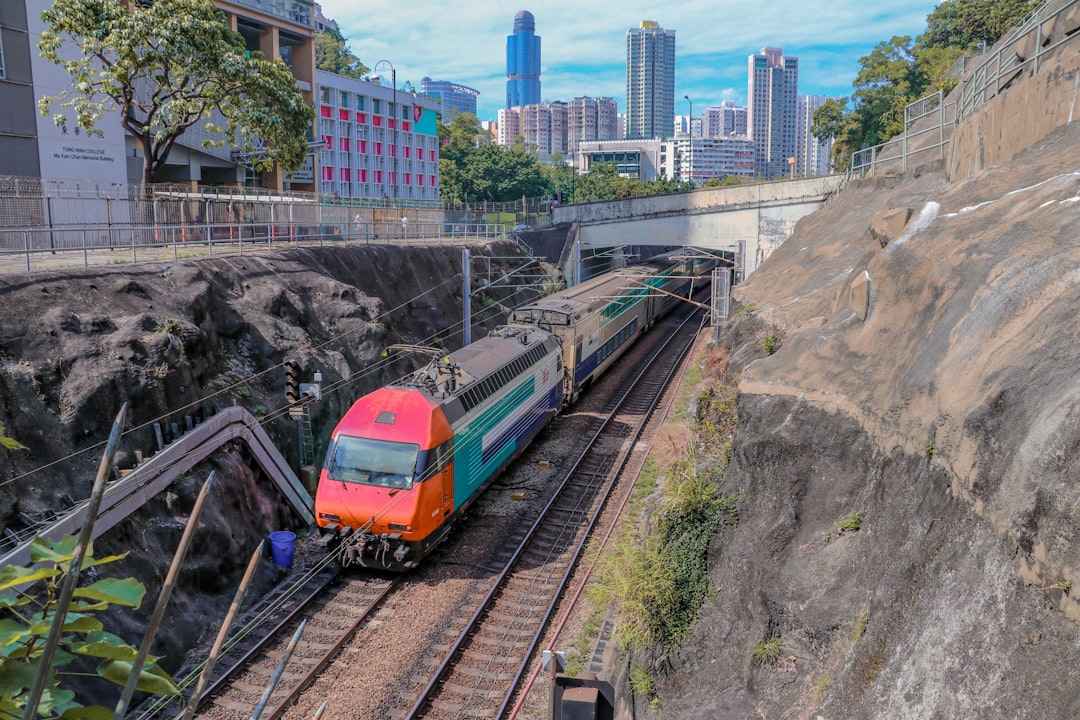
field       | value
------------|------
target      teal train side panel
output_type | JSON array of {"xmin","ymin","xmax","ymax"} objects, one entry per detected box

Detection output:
[{"xmin": 451, "ymin": 378, "xmax": 535, "ymax": 510}]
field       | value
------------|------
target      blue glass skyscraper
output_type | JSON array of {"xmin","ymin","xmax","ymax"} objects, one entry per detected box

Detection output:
[{"xmin": 506, "ymin": 10, "xmax": 541, "ymax": 108}]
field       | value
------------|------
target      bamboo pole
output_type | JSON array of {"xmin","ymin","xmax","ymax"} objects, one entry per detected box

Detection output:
[
  {"xmin": 22, "ymin": 404, "xmax": 128, "ymax": 720},
  {"xmin": 113, "ymin": 471, "xmax": 217, "ymax": 719},
  {"xmin": 181, "ymin": 540, "xmax": 264, "ymax": 720},
  {"xmin": 249, "ymin": 620, "xmax": 307, "ymax": 720}
]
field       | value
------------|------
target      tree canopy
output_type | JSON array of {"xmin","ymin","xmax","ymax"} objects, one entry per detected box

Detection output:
[
  {"xmin": 438, "ymin": 114, "xmax": 549, "ymax": 202},
  {"xmin": 39, "ymin": 0, "xmax": 315, "ymax": 187},
  {"xmin": 315, "ymin": 27, "xmax": 368, "ymax": 79},
  {"xmin": 812, "ymin": 0, "xmax": 1039, "ymax": 170}
]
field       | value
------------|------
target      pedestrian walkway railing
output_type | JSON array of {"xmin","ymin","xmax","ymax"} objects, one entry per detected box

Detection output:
[
  {"xmin": 849, "ymin": 0, "xmax": 1076, "ymax": 178},
  {"xmin": 0, "ymin": 220, "xmax": 510, "ymax": 273}
]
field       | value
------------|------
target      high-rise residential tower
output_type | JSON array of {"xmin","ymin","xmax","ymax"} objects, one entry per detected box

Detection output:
[
  {"xmin": 421, "ymin": 77, "xmax": 479, "ymax": 125},
  {"xmin": 506, "ymin": 10, "xmax": 541, "ymax": 108},
  {"xmin": 704, "ymin": 101, "xmax": 748, "ymax": 138},
  {"xmin": 748, "ymin": 46, "xmax": 798, "ymax": 179},
  {"xmin": 796, "ymin": 94, "xmax": 833, "ymax": 176},
  {"xmin": 625, "ymin": 20, "xmax": 676, "ymax": 140},
  {"xmin": 568, "ymin": 96, "xmax": 619, "ymax": 156}
]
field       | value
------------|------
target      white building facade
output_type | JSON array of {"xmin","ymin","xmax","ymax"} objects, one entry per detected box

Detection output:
[
  {"xmin": 576, "ymin": 139, "xmax": 663, "ymax": 180},
  {"xmin": 316, "ymin": 70, "xmax": 441, "ymax": 201},
  {"xmin": 663, "ymin": 136, "xmax": 755, "ymax": 184}
]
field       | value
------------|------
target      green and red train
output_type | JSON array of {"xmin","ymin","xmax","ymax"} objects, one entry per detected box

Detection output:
[{"xmin": 314, "ymin": 252, "xmax": 711, "ymax": 569}]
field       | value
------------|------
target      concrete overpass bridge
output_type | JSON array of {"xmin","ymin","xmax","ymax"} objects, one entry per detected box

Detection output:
[{"xmin": 549, "ymin": 175, "xmax": 842, "ymax": 284}]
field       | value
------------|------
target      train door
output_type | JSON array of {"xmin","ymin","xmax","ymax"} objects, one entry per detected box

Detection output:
[{"xmin": 435, "ymin": 440, "xmax": 454, "ymax": 517}]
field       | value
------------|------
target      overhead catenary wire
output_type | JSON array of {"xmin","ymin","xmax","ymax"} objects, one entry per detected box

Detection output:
[{"xmin": 0, "ymin": 268, "xmax": 547, "ymax": 491}]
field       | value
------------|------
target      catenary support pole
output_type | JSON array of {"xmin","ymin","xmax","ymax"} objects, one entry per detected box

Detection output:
[{"xmin": 463, "ymin": 248, "xmax": 472, "ymax": 346}]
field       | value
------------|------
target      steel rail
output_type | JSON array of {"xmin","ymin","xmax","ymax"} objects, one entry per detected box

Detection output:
[{"xmin": 402, "ymin": 300, "xmax": 705, "ymax": 718}]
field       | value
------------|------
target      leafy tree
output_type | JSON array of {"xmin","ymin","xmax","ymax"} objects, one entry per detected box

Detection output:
[
  {"xmin": 455, "ymin": 144, "xmax": 549, "ymax": 202},
  {"xmin": 38, "ymin": 0, "xmax": 315, "ymax": 187},
  {"xmin": 0, "ymin": 536, "xmax": 179, "ymax": 718},
  {"xmin": 814, "ymin": 0, "xmax": 1039, "ymax": 171},
  {"xmin": 315, "ymin": 27, "xmax": 368, "ymax": 79}
]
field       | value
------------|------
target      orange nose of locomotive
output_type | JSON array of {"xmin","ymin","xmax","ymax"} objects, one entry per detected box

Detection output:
[{"xmin": 316, "ymin": 387, "xmax": 453, "ymax": 544}]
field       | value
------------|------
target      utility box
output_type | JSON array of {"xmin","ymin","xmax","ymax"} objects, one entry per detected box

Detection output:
[{"xmin": 554, "ymin": 675, "xmax": 614, "ymax": 720}]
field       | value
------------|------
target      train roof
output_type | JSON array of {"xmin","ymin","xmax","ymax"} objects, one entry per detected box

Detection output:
[
  {"xmin": 388, "ymin": 326, "xmax": 558, "ymax": 415},
  {"xmin": 513, "ymin": 255, "xmax": 685, "ymax": 321}
]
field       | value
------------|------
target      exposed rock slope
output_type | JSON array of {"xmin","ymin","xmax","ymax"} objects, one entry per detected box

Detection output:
[{"xmin": 656, "ymin": 93, "xmax": 1080, "ymax": 720}]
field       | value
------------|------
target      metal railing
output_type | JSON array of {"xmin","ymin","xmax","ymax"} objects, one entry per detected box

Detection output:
[
  {"xmin": 0, "ymin": 219, "xmax": 512, "ymax": 272},
  {"xmin": 849, "ymin": 0, "xmax": 1076, "ymax": 178}
]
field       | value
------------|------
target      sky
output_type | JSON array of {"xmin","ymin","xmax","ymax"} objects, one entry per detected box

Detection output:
[{"xmin": 317, "ymin": 1, "xmax": 942, "ymax": 123}]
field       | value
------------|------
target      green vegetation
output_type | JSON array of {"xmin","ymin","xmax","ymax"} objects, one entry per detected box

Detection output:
[
  {"xmin": 0, "ymin": 421, "xmax": 27, "ymax": 451},
  {"xmin": 315, "ymin": 26, "xmax": 367, "ymax": 78},
  {"xmin": 589, "ymin": 356, "xmax": 741, "ymax": 657},
  {"xmin": 235, "ymin": 386, "xmax": 251, "ymax": 399},
  {"xmin": 0, "ymin": 536, "xmax": 180, "ymax": 717},
  {"xmin": 154, "ymin": 317, "xmax": 185, "ymax": 337},
  {"xmin": 750, "ymin": 635, "xmax": 786, "ymax": 671},
  {"xmin": 851, "ymin": 605, "xmax": 871, "ymax": 645},
  {"xmin": 438, "ymin": 115, "xmax": 694, "ymax": 203},
  {"xmin": 813, "ymin": 673, "xmax": 830, "ymax": 700},
  {"xmin": 39, "ymin": 0, "xmax": 313, "ymax": 186},
  {"xmin": 922, "ymin": 438, "xmax": 938, "ymax": 459},
  {"xmin": 564, "ymin": 608, "xmax": 605, "ymax": 677},
  {"xmin": 734, "ymin": 302, "xmax": 758, "ymax": 318},
  {"xmin": 761, "ymin": 325, "xmax": 785, "ymax": 356},
  {"xmin": 254, "ymin": 405, "xmax": 268, "ymax": 417},
  {"xmin": 628, "ymin": 663, "xmax": 655, "ymax": 698},
  {"xmin": 826, "ymin": 510, "xmax": 864, "ymax": 543},
  {"xmin": 812, "ymin": 0, "xmax": 1040, "ymax": 169}
]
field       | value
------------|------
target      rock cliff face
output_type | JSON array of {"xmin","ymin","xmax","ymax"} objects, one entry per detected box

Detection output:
[
  {"xmin": 0, "ymin": 242, "xmax": 535, "ymax": 700},
  {"xmin": 654, "ymin": 50, "xmax": 1080, "ymax": 720}
]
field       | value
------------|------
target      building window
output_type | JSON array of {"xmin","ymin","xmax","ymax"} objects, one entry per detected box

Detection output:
[
  {"xmin": 339, "ymin": 91, "xmax": 349, "ymax": 108},
  {"xmin": 375, "ymin": 170, "xmax": 383, "ymax": 183},
  {"xmin": 357, "ymin": 96, "xmax": 365, "ymax": 110},
  {"xmin": 320, "ymin": 87, "xmax": 331, "ymax": 104},
  {"xmin": 404, "ymin": 173, "xmax": 410, "ymax": 185},
  {"xmin": 375, "ymin": 142, "xmax": 382, "ymax": 155},
  {"xmin": 373, "ymin": 99, "xmax": 380, "ymax": 113}
]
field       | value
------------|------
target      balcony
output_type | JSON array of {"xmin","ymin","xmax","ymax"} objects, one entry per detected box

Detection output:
[{"xmin": 223, "ymin": 0, "xmax": 312, "ymax": 28}]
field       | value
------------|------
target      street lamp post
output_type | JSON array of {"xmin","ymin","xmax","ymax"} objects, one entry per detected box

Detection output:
[
  {"xmin": 374, "ymin": 60, "xmax": 398, "ymax": 201},
  {"xmin": 684, "ymin": 95, "xmax": 693, "ymax": 185}
]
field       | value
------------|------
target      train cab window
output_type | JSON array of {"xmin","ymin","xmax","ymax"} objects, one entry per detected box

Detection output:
[{"xmin": 325, "ymin": 435, "xmax": 419, "ymax": 490}]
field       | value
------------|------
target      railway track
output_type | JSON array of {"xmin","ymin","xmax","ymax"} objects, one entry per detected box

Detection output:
[
  {"xmin": 133, "ymin": 551, "xmax": 398, "ymax": 720},
  {"xmin": 391, "ymin": 303, "xmax": 706, "ymax": 719}
]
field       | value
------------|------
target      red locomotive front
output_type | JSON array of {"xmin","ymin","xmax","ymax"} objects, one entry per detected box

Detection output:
[{"xmin": 315, "ymin": 387, "xmax": 454, "ymax": 569}]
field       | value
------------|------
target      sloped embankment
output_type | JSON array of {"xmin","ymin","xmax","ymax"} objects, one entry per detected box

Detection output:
[{"xmin": 656, "ymin": 95, "xmax": 1080, "ymax": 719}]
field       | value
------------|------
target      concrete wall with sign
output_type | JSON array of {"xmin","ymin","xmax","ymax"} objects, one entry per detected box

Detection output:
[{"xmin": 28, "ymin": 0, "xmax": 130, "ymax": 202}]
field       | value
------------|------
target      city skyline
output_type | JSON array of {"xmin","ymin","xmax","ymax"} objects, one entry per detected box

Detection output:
[{"xmin": 321, "ymin": 0, "xmax": 939, "ymax": 123}]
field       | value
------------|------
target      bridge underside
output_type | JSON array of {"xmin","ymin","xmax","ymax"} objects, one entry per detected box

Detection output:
[{"xmin": 553, "ymin": 176, "xmax": 839, "ymax": 284}]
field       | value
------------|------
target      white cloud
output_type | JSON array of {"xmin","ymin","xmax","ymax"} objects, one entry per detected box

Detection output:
[{"xmin": 318, "ymin": 0, "xmax": 938, "ymax": 121}]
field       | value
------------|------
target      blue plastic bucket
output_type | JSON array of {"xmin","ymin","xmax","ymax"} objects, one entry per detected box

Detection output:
[{"xmin": 269, "ymin": 531, "xmax": 297, "ymax": 568}]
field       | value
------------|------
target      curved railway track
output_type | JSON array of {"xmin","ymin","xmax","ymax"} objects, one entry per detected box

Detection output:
[
  {"xmin": 131, "ymin": 292, "xmax": 709, "ymax": 720},
  {"xmin": 392, "ymin": 303, "xmax": 706, "ymax": 719}
]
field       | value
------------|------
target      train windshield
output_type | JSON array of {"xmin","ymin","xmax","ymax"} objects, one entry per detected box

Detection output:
[{"xmin": 325, "ymin": 435, "xmax": 419, "ymax": 490}]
